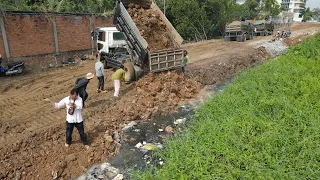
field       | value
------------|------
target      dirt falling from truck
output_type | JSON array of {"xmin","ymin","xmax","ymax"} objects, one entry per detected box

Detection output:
[{"xmin": 127, "ymin": 3, "xmax": 172, "ymax": 51}]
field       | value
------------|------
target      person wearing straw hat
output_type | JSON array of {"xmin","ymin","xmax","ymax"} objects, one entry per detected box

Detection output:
[{"xmin": 75, "ymin": 73, "xmax": 94, "ymax": 107}]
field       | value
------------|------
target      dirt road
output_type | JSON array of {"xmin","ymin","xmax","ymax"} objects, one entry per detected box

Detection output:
[{"xmin": 0, "ymin": 22, "xmax": 319, "ymax": 179}]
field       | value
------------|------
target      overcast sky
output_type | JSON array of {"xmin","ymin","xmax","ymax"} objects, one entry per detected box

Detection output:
[
  {"xmin": 236, "ymin": 0, "xmax": 319, "ymax": 9},
  {"xmin": 306, "ymin": 0, "xmax": 319, "ymax": 9}
]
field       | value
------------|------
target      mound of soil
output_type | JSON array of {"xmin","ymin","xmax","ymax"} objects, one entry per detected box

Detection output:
[
  {"xmin": 127, "ymin": 3, "xmax": 171, "ymax": 51},
  {"xmin": 190, "ymin": 46, "xmax": 270, "ymax": 85},
  {"xmin": 109, "ymin": 72, "xmax": 202, "ymax": 123}
]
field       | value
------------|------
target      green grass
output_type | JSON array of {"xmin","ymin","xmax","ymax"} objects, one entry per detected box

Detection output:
[{"xmin": 133, "ymin": 34, "xmax": 320, "ymax": 180}]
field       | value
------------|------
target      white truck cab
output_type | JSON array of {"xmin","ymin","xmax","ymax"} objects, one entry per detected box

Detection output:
[{"xmin": 97, "ymin": 27, "xmax": 127, "ymax": 55}]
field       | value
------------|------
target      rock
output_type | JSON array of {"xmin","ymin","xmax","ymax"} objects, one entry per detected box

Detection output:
[
  {"xmin": 165, "ymin": 126, "xmax": 173, "ymax": 132},
  {"xmin": 174, "ymin": 118, "xmax": 187, "ymax": 125},
  {"xmin": 104, "ymin": 135, "xmax": 113, "ymax": 144},
  {"xmin": 112, "ymin": 131, "xmax": 121, "ymax": 143},
  {"xmin": 113, "ymin": 174, "xmax": 124, "ymax": 180},
  {"xmin": 122, "ymin": 121, "xmax": 137, "ymax": 132},
  {"xmin": 52, "ymin": 161, "xmax": 67, "ymax": 179}
]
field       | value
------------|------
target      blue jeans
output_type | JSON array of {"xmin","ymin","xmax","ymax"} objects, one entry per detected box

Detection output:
[{"xmin": 66, "ymin": 121, "xmax": 88, "ymax": 145}]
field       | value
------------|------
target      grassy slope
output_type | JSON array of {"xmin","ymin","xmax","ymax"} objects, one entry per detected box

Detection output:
[{"xmin": 134, "ymin": 34, "xmax": 320, "ymax": 180}]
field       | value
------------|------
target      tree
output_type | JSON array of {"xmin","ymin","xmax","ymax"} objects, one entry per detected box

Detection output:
[
  {"xmin": 302, "ymin": 7, "xmax": 312, "ymax": 21},
  {"xmin": 312, "ymin": 8, "xmax": 320, "ymax": 22},
  {"xmin": 262, "ymin": 0, "xmax": 281, "ymax": 17},
  {"xmin": 0, "ymin": 0, "xmax": 114, "ymax": 13}
]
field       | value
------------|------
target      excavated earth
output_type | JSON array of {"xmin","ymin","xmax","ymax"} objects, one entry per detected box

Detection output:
[
  {"xmin": 127, "ymin": 3, "xmax": 172, "ymax": 51},
  {"xmin": 0, "ymin": 22, "xmax": 319, "ymax": 179}
]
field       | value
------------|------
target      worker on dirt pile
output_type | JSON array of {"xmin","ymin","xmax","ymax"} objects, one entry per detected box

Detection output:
[
  {"xmin": 281, "ymin": 31, "xmax": 286, "ymax": 38},
  {"xmin": 95, "ymin": 53, "xmax": 107, "ymax": 93},
  {"xmin": 111, "ymin": 65, "xmax": 127, "ymax": 97},
  {"xmin": 182, "ymin": 50, "xmax": 189, "ymax": 73},
  {"xmin": 287, "ymin": 30, "xmax": 291, "ymax": 37},
  {"xmin": 45, "ymin": 89, "xmax": 89, "ymax": 149},
  {"xmin": 276, "ymin": 31, "xmax": 281, "ymax": 40},
  {"xmin": 75, "ymin": 73, "xmax": 94, "ymax": 107}
]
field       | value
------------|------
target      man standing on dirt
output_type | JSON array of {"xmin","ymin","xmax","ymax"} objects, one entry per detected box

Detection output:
[
  {"xmin": 95, "ymin": 53, "xmax": 106, "ymax": 93},
  {"xmin": 182, "ymin": 50, "xmax": 189, "ymax": 73},
  {"xmin": 75, "ymin": 73, "xmax": 94, "ymax": 107},
  {"xmin": 46, "ymin": 89, "xmax": 89, "ymax": 149}
]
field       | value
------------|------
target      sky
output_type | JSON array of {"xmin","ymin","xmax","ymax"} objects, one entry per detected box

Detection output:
[
  {"xmin": 306, "ymin": 0, "xmax": 319, "ymax": 10},
  {"xmin": 236, "ymin": 0, "xmax": 319, "ymax": 9}
]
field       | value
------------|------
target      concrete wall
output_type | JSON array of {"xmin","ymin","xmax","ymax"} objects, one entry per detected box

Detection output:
[{"xmin": 0, "ymin": 12, "xmax": 112, "ymax": 64}]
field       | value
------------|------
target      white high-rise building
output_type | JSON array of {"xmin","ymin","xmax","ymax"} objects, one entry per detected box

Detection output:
[{"xmin": 278, "ymin": 0, "xmax": 307, "ymax": 21}]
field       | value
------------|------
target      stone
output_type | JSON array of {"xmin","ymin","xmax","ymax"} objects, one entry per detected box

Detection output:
[{"xmin": 104, "ymin": 135, "xmax": 113, "ymax": 143}]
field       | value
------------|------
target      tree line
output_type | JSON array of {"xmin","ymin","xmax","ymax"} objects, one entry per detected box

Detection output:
[{"xmin": 1, "ymin": 0, "xmax": 317, "ymax": 41}]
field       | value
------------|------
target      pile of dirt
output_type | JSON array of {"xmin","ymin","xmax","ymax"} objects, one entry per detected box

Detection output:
[
  {"xmin": 189, "ymin": 46, "xmax": 270, "ymax": 85},
  {"xmin": 109, "ymin": 72, "xmax": 202, "ymax": 123},
  {"xmin": 127, "ymin": 3, "xmax": 171, "ymax": 51}
]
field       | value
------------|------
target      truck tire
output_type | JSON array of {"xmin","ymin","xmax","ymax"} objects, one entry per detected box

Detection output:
[
  {"xmin": 104, "ymin": 60, "xmax": 112, "ymax": 69},
  {"xmin": 124, "ymin": 62, "xmax": 135, "ymax": 82}
]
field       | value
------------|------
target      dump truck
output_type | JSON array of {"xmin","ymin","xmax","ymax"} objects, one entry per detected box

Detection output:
[
  {"xmin": 253, "ymin": 20, "xmax": 274, "ymax": 36},
  {"xmin": 110, "ymin": 0, "xmax": 185, "ymax": 79},
  {"xmin": 224, "ymin": 21, "xmax": 254, "ymax": 42}
]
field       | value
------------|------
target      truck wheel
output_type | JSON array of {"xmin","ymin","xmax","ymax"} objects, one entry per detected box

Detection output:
[
  {"xmin": 124, "ymin": 62, "xmax": 135, "ymax": 82},
  {"xmin": 104, "ymin": 61, "xmax": 112, "ymax": 69}
]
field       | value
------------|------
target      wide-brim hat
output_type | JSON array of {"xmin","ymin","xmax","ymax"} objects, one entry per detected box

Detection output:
[{"xmin": 86, "ymin": 72, "xmax": 94, "ymax": 79}]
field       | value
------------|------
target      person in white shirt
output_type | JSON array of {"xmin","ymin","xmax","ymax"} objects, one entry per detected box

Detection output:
[{"xmin": 49, "ymin": 89, "xmax": 89, "ymax": 148}]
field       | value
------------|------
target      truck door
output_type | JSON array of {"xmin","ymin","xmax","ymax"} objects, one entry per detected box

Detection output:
[{"xmin": 97, "ymin": 31, "xmax": 109, "ymax": 54}]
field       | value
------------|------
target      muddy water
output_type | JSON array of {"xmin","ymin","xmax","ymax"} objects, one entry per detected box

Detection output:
[{"xmin": 76, "ymin": 80, "xmax": 234, "ymax": 180}]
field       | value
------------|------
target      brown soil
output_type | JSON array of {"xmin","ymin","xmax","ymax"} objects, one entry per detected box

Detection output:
[
  {"xmin": 127, "ymin": 4, "xmax": 171, "ymax": 51},
  {"xmin": 0, "ymin": 22, "xmax": 319, "ymax": 179}
]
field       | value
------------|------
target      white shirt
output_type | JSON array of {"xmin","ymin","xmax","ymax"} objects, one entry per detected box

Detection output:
[{"xmin": 55, "ymin": 96, "xmax": 83, "ymax": 123}]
